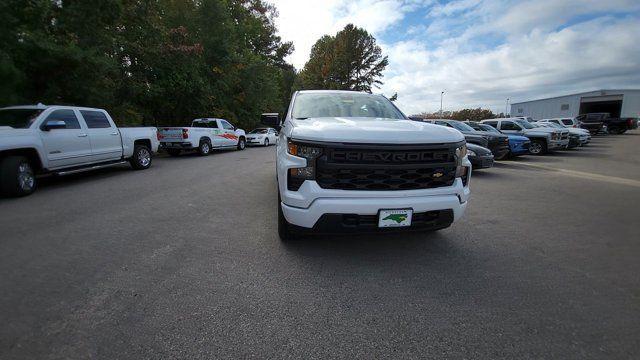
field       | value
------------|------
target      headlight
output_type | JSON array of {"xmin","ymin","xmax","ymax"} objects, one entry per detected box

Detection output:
[
  {"xmin": 455, "ymin": 144, "xmax": 469, "ymax": 180},
  {"xmin": 287, "ymin": 140, "xmax": 323, "ymax": 191},
  {"xmin": 455, "ymin": 144, "xmax": 467, "ymax": 164},
  {"xmin": 287, "ymin": 140, "xmax": 322, "ymax": 159}
]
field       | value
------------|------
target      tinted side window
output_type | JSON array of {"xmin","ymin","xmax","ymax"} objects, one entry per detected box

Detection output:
[
  {"xmin": 221, "ymin": 120, "xmax": 234, "ymax": 130},
  {"xmin": 209, "ymin": 121, "xmax": 219, "ymax": 129},
  {"xmin": 561, "ymin": 119, "xmax": 573, "ymax": 125},
  {"xmin": 501, "ymin": 121, "xmax": 520, "ymax": 130},
  {"xmin": 80, "ymin": 110, "xmax": 112, "ymax": 128},
  {"xmin": 45, "ymin": 110, "xmax": 81, "ymax": 129},
  {"xmin": 484, "ymin": 121, "xmax": 498, "ymax": 128}
]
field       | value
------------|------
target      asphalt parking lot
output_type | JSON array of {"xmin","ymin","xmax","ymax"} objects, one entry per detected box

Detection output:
[{"xmin": 1, "ymin": 131, "xmax": 639, "ymax": 359}]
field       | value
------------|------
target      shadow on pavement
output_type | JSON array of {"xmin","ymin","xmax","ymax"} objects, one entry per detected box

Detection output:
[{"xmin": 281, "ymin": 229, "xmax": 463, "ymax": 262}]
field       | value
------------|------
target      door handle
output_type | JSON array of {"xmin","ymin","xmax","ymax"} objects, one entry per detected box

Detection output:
[
  {"xmin": 110, "ymin": 132, "xmax": 119, "ymax": 136},
  {"xmin": 78, "ymin": 134, "xmax": 88, "ymax": 137}
]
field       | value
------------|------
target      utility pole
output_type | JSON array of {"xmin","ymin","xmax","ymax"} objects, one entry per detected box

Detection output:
[
  {"xmin": 440, "ymin": 91, "xmax": 445, "ymax": 117},
  {"xmin": 505, "ymin": 98, "xmax": 510, "ymax": 117}
]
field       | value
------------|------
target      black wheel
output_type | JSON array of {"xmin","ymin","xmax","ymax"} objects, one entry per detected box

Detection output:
[
  {"xmin": 237, "ymin": 137, "xmax": 246, "ymax": 150},
  {"xmin": 264, "ymin": 138, "xmax": 270, "ymax": 147},
  {"xmin": 167, "ymin": 149, "xmax": 181, "ymax": 156},
  {"xmin": 278, "ymin": 191, "xmax": 295, "ymax": 241},
  {"xmin": 0, "ymin": 156, "xmax": 37, "ymax": 197},
  {"xmin": 130, "ymin": 145, "xmax": 152, "ymax": 170},
  {"xmin": 529, "ymin": 139, "xmax": 546, "ymax": 155},
  {"xmin": 198, "ymin": 139, "xmax": 212, "ymax": 156}
]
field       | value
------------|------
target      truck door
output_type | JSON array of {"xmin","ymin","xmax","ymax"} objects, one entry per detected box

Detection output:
[
  {"xmin": 39, "ymin": 109, "xmax": 92, "ymax": 169},
  {"xmin": 499, "ymin": 121, "xmax": 523, "ymax": 135},
  {"xmin": 219, "ymin": 119, "xmax": 238, "ymax": 146},
  {"xmin": 80, "ymin": 110, "xmax": 123, "ymax": 162},
  {"xmin": 206, "ymin": 119, "xmax": 225, "ymax": 148}
]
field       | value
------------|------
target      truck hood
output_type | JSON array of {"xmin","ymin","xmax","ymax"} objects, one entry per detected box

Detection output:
[
  {"xmin": 528, "ymin": 127, "xmax": 560, "ymax": 134},
  {"xmin": 289, "ymin": 117, "xmax": 464, "ymax": 144}
]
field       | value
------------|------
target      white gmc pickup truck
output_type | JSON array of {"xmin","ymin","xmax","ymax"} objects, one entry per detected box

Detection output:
[
  {"xmin": 0, "ymin": 104, "xmax": 159, "ymax": 197},
  {"xmin": 158, "ymin": 118, "xmax": 246, "ymax": 156},
  {"xmin": 261, "ymin": 90, "xmax": 471, "ymax": 240}
]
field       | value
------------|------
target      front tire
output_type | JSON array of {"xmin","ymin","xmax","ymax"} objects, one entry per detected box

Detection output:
[
  {"xmin": 529, "ymin": 139, "xmax": 546, "ymax": 155},
  {"xmin": 237, "ymin": 137, "xmax": 246, "ymax": 150},
  {"xmin": 130, "ymin": 145, "xmax": 152, "ymax": 170},
  {"xmin": 264, "ymin": 138, "xmax": 270, "ymax": 147},
  {"xmin": 0, "ymin": 156, "xmax": 37, "ymax": 197}
]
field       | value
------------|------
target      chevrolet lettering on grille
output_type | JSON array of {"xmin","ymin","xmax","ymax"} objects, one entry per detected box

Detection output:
[{"xmin": 331, "ymin": 151, "xmax": 449, "ymax": 163}]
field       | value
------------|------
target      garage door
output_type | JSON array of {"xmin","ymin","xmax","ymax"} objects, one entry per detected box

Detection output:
[{"xmin": 579, "ymin": 95, "xmax": 623, "ymax": 117}]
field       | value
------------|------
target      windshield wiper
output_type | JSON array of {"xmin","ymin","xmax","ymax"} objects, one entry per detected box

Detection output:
[{"xmin": 294, "ymin": 117, "xmax": 309, "ymax": 120}]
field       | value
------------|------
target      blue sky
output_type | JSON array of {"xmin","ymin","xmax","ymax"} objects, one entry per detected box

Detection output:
[{"xmin": 270, "ymin": 0, "xmax": 640, "ymax": 114}]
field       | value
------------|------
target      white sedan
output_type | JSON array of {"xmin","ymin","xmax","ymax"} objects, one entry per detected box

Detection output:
[{"xmin": 246, "ymin": 127, "xmax": 278, "ymax": 146}]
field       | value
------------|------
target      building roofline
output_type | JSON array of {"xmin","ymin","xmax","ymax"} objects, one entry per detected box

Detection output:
[{"xmin": 511, "ymin": 88, "xmax": 640, "ymax": 105}]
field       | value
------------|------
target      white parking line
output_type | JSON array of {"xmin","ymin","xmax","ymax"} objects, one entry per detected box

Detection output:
[{"xmin": 508, "ymin": 162, "xmax": 640, "ymax": 188}]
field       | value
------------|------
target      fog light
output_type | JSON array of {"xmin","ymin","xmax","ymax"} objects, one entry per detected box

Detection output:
[{"xmin": 290, "ymin": 167, "xmax": 315, "ymax": 179}]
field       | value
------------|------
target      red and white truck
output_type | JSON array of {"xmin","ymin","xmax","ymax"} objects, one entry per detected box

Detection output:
[{"xmin": 157, "ymin": 118, "xmax": 246, "ymax": 156}]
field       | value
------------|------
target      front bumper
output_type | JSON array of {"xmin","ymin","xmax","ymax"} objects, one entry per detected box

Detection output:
[
  {"xmin": 548, "ymin": 139, "xmax": 569, "ymax": 150},
  {"xmin": 246, "ymin": 137, "xmax": 264, "ymax": 145},
  {"xmin": 510, "ymin": 141, "xmax": 530, "ymax": 155},
  {"xmin": 281, "ymin": 186, "xmax": 469, "ymax": 229},
  {"xmin": 489, "ymin": 145, "xmax": 510, "ymax": 159},
  {"xmin": 469, "ymin": 154, "xmax": 494, "ymax": 169},
  {"xmin": 580, "ymin": 134, "xmax": 591, "ymax": 144},
  {"xmin": 278, "ymin": 147, "xmax": 471, "ymax": 229}
]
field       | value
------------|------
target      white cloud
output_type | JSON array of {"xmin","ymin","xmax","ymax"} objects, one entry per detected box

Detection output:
[
  {"xmin": 268, "ymin": 0, "xmax": 640, "ymax": 115},
  {"xmin": 381, "ymin": 15, "xmax": 640, "ymax": 115},
  {"xmin": 269, "ymin": 0, "xmax": 424, "ymax": 69}
]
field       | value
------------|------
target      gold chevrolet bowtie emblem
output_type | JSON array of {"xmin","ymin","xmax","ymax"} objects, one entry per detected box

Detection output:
[{"xmin": 432, "ymin": 172, "xmax": 444, "ymax": 178}]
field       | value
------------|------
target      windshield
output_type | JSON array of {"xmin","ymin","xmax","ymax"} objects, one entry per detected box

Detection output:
[
  {"xmin": 250, "ymin": 129, "xmax": 268, "ymax": 134},
  {"xmin": 479, "ymin": 124, "xmax": 501, "ymax": 133},
  {"xmin": 515, "ymin": 119, "xmax": 535, "ymax": 129},
  {"xmin": 447, "ymin": 120, "xmax": 475, "ymax": 132},
  {"xmin": 292, "ymin": 92, "xmax": 405, "ymax": 120},
  {"xmin": 0, "ymin": 109, "xmax": 43, "ymax": 129}
]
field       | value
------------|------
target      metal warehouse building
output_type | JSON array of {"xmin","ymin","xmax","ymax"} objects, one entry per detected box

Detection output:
[{"xmin": 510, "ymin": 89, "xmax": 640, "ymax": 120}]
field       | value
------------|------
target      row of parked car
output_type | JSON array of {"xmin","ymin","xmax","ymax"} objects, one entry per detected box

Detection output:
[
  {"xmin": 0, "ymin": 104, "xmax": 275, "ymax": 197},
  {"xmin": 1, "ymin": 100, "xmax": 635, "ymax": 198},
  {"xmin": 407, "ymin": 114, "xmax": 628, "ymax": 170}
]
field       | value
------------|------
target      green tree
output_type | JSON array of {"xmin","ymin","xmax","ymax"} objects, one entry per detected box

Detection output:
[
  {"xmin": 298, "ymin": 24, "xmax": 388, "ymax": 92},
  {"xmin": 450, "ymin": 108, "xmax": 496, "ymax": 121},
  {"xmin": 0, "ymin": 0, "xmax": 295, "ymax": 130}
]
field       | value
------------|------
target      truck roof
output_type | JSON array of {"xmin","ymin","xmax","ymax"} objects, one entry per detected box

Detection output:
[
  {"xmin": 0, "ymin": 104, "xmax": 105, "ymax": 112},
  {"xmin": 296, "ymin": 90, "xmax": 383, "ymax": 95}
]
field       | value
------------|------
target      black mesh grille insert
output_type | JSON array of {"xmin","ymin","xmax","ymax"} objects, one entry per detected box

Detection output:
[{"xmin": 315, "ymin": 143, "xmax": 459, "ymax": 191}]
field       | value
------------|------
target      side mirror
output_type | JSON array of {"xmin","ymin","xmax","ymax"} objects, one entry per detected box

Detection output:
[
  {"xmin": 41, "ymin": 120, "xmax": 66, "ymax": 131},
  {"xmin": 261, "ymin": 113, "xmax": 281, "ymax": 130}
]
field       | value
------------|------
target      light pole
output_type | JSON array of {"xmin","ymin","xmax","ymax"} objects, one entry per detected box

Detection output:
[
  {"xmin": 440, "ymin": 91, "xmax": 445, "ymax": 117},
  {"xmin": 505, "ymin": 98, "xmax": 510, "ymax": 117}
]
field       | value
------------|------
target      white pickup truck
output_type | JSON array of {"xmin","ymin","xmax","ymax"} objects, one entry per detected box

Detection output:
[
  {"xmin": 261, "ymin": 90, "xmax": 471, "ymax": 240},
  {"xmin": 480, "ymin": 118, "xmax": 569, "ymax": 155},
  {"xmin": 158, "ymin": 118, "xmax": 246, "ymax": 156},
  {"xmin": 0, "ymin": 104, "xmax": 159, "ymax": 197}
]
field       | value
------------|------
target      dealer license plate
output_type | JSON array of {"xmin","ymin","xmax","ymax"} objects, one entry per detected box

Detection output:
[{"xmin": 378, "ymin": 209, "xmax": 413, "ymax": 228}]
